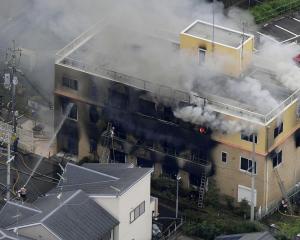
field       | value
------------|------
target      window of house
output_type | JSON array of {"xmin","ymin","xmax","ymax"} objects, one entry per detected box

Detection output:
[
  {"xmin": 274, "ymin": 122, "xmax": 283, "ymax": 138},
  {"xmin": 221, "ymin": 152, "xmax": 227, "ymax": 163},
  {"xmin": 240, "ymin": 157, "xmax": 256, "ymax": 174},
  {"xmin": 62, "ymin": 77, "xmax": 78, "ymax": 90},
  {"xmin": 241, "ymin": 132, "xmax": 257, "ymax": 144},
  {"xmin": 272, "ymin": 150, "xmax": 282, "ymax": 168},
  {"xmin": 198, "ymin": 48, "xmax": 206, "ymax": 64},
  {"xmin": 130, "ymin": 201, "xmax": 145, "ymax": 223},
  {"xmin": 61, "ymin": 98, "xmax": 77, "ymax": 120}
]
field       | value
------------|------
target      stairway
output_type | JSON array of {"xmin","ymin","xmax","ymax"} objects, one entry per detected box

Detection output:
[
  {"xmin": 198, "ymin": 170, "xmax": 207, "ymax": 208},
  {"xmin": 274, "ymin": 167, "xmax": 293, "ymax": 215}
]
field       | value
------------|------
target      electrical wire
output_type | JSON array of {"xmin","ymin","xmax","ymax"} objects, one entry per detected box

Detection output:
[
  {"xmin": 15, "ymin": 152, "xmax": 59, "ymax": 182},
  {"xmin": 0, "ymin": 161, "xmax": 57, "ymax": 184}
]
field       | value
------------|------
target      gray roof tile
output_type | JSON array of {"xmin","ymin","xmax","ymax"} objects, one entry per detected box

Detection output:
[
  {"xmin": 0, "ymin": 200, "xmax": 41, "ymax": 228},
  {"xmin": 49, "ymin": 163, "xmax": 152, "ymax": 196},
  {"xmin": 9, "ymin": 190, "xmax": 118, "ymax": 240}
]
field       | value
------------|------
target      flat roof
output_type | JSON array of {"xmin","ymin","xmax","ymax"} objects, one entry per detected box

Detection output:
[
  {"xmin": 56, "ymin": 24, "xmax": 296, "ymax": 125},
  {"xmin": 181, "ymin": 20, "xmax": 252, "ymax": 48}
]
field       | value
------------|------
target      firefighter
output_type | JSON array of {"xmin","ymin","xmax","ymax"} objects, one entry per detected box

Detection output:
[{"xmin": 17, "ymin": 187, "xmax": 27, "ymax": 201}]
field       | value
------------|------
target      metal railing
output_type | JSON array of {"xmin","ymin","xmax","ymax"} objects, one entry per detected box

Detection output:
[
  {"xmin": 101, "ymin": 133, "xmax": 210, "ymax": 168},
  {"xmin": 55, "ymin": 25, "xmax": 300, "ymax": 126}
]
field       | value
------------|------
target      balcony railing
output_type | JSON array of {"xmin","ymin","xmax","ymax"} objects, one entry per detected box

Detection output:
[{"xmin": 101, "ymin": 133, "xmax": 210, "ymax": 168}]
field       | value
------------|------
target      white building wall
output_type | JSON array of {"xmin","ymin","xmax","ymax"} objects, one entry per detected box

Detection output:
[
  {"xmin": 94, "ymin": 196, "xmax": 120, "ymax": 240},
  {"xmin": 118, "ymin": 173, "xmax": 152, "ymax": 240},
  {"xmin": 93, "ymin": 173, "xmax": 152, "ymax": 240}
]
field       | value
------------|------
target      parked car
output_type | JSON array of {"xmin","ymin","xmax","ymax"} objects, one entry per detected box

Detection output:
[{"xmin": 152, "ymin": 223, "xmax": 162, "ymax": 240}]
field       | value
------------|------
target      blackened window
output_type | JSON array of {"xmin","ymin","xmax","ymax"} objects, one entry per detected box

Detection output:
[
  {"xmin": 272, "ymin": 151, "xmax": 282, "ymax": 168},
  {"xmin": 241, "ymin": 132, "xmax": 257, "ymax": 144},
  {"xmin": 163, "ymin": 106, "xmax": 176, "ymax": 122},
  {"xmin": 89, "ymin": 105, "xmax": 99, "ymax": 123},
  {"xmin": 138, "ymin": 99, "xmax": 157, "ymax": 116},
  {"xmin": 61, "ymin": 98, "xmax": 77, "ymax": 120},
  {"xmin": 110, "ymin": 150, "xmax": 126, "ymax": 163},
  {"xmin": 240, "ymin": 157, "xmax": 256, "ymax": 174},
  {"xmin": 274, "ymin": 122, "xmax": 283, "ymax": 139},
  {"xmin": 221, "ymin": 152, "xmax": 227, "ymax": 163},
  {"xmin": 191, "ymin": 150, "xmax": 207, "ymax": 164},
  {"xmin": 62, "ymin": 77, "xmax": 78, "ymax": 90},
  {"xmin": 189, "ymin": 173, "xmax": 202, "ymax": 186},
  {"xmin": 137, "ymin": 158, "xmax": 154, "ymax": 168},
  {"xmin": 109, "ymin": 90, "xmax": 128, "ymax": 109},
  {"xmin": 112, "ymin": 122, "xmax": 127, "ymax": 140}
]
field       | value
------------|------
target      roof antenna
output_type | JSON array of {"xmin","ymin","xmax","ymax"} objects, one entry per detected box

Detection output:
[
  {"xmin": 212, "ymin": 0, "xmax": 215, "ymax": 53},
  {"xmin": 241, "ymin": 22, "xmax": 246, "ymax": 75},
  {"xmin": 57, "ymin": 164, "xmax": 66, "ymax": 199}
]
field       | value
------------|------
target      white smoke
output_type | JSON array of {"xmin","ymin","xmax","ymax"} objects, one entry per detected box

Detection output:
[{"xmin": 0, "ymin": 0, "xmax": 293, "ymax": 134}]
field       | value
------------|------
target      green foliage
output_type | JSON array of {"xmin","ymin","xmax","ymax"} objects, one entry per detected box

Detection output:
[
  {"xmin": 251, "ymin": 0, "xmax": 300, "ymax": 23},
  {"xmin": 224, "ymin": 195, "xmax": 235, "ymax": 210},
  {"xmin": 183, "ymin": 219, "xmax": 264, "ymax": 240},
  {"xmin": 277, "ymin": 220, "xmax": 300, "ymax": 239},
  {"xmin": 233, "ymin": 199, "xmax": 251, "ymax": 219},
  {"xmin": 204, "ymin": 179, "xmax": 220, "ymax": 208}
]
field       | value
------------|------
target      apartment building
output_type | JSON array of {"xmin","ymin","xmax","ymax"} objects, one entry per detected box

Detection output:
[{"xmin": 54, "ymin": 19, "xmax": 300, "ymax": 215}]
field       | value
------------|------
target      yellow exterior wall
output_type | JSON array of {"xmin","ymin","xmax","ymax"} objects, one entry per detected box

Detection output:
[
  {"xmin": 267, "ymin": 100, "xmax": 299, "ymax": 150},
  {"xmin": 179, "ymin": 33, "xmax": 254, "ymax": 77}
]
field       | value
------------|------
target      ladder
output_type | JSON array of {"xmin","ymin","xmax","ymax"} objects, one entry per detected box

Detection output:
[
  {"xmin": 197, "ymin": 169, "xmax": 207, "ymax": 208},
  {"xmin": 274, "ymin": 167, "xmax": 294, "ymax": 215},
  {"xmin": 100, "ymin": 122, "xmax": 112, "ymax": 163}
]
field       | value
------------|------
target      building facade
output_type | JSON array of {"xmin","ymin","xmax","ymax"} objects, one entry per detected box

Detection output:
[{"xmin": 54, "ymin": 20, "xmax": 300, "ymax": 216}]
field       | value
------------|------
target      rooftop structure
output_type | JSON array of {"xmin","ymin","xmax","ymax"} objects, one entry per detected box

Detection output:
[
  {"xmin": 181, "ymin": 20, "xmax": 251, "ymax": 48},
  {"xmin": 55, "ymin": 21, "xmax": 298, "ymax": 126}
]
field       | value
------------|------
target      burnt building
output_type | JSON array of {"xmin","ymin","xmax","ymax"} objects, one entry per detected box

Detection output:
[{"xmin": 54, "ymin": 20, "xmax": 300, "ymax": 216}]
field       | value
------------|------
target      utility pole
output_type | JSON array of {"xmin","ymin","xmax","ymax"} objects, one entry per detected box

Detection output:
[
  {"xmin": 175, "ymin": 174, "xmax": 181, "ymax": 219},
  {"xmin": 1, "ymin": 41, "xmax": 21, "ymax": 201},
  {"xmin": 0, "ymin": 124, "xmax": 13, "ymax": 201},
  {"xmin": 250, "ymin": 133, "xmax": 256, "ymax": 221},
  {"xmin": 5, "ymin": 40, "xmax": 22, "ymax": 133}
]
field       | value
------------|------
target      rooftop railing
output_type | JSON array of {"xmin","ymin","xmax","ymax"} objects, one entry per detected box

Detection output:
[{"xmin": 56, "ymin": 26, "xmax": 300, "ymax": 126}]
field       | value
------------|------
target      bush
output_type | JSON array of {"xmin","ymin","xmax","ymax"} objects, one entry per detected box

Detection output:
[
  {"xmin": 251, "ymin": 0, "xmax": 300, "ymax": 23},
  {"xmin": 223, "ymin": 195, "xmax": 235, "ymax": 210},
  {"xmin": 204, "ymin": 179, "xmax": 220, "ymax": 208},
  {"xmin": 235, "ymin": 199, "xmax": 251, "ymax": 219}
]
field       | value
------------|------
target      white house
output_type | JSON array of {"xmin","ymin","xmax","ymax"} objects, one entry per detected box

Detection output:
[{"xmin": 48, "ymin": 163, "xmax": 154, "ymax": 240}]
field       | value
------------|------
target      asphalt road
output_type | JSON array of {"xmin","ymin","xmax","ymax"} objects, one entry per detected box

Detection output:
[{"xmin": 260, "ymin": 13, "xmax": 300, "ymax": 44}]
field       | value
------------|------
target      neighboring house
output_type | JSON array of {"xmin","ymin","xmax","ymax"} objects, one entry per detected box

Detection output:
[
  {"xmin": 48, "ymin": 163, "xmax": 154, "ymax": 240},
  {"xmin": 0, "ymin": 228, "xmax": 33, "ymax": 240},
  {"xmin": 54, "ymin": 18, "xmax": 300, "ymax": 216},
  {"xmin": 3, "ymin": 190, "xmax": 118, "ymax": 240},
  {"xmin": 216, "ymin": 231, "xmax": 276, "ymax": 240}
]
